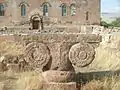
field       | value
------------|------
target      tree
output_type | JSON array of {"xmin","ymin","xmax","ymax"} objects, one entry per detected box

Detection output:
[
  {"xmin": 100, "ymin": 17, "xmax": 120, "ymax": 28},
  {"xmin": 110, "ymin": 17, "xmax": 120, "ymax": 27},
  {"xmin": 100, "ymin": 20, "xmax": 109, "ymax": 28}
]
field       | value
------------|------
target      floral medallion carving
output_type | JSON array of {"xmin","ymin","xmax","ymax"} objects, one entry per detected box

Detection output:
[
  {"xmin": 69, "ymin": 42, "xmax": 95, "ymax": 67},
  {"xmin": 24, "ymin": 42, "xmax": 50, "ymax": 70}
]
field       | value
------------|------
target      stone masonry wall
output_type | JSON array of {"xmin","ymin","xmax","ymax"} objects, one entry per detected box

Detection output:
[{"xmin": 0, "ymin": 0, "xmax": 100, "ymax": 25}]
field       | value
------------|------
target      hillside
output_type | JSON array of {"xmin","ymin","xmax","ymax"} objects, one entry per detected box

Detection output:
[{"xmin": 101, "ymin": 12, "xmax": 120, "ymax": 23}]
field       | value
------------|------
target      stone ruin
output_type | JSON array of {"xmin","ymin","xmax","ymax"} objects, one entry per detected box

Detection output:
[
  {"xmin": 1, "ymin": 20, "xmax": 120, "ymax": 89},
  {"xmin": 0, "ymin": 33, "xmax": 101, "ymax": 90}
]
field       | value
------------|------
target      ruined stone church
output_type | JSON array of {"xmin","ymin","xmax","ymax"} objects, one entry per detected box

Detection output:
[{"xmin": 0, "ymin": 0, "xmax": 100, "ymax": 29}]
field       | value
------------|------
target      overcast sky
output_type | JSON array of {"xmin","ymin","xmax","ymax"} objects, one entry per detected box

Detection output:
[{"xmin": 101, "ymin": 0, "xmax": 119, "ymax": 13}]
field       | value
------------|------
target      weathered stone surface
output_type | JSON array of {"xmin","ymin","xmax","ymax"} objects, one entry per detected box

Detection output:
[
  {"xmin": 43, "ymin": 82, "xmax": 77, "ymax": 90},
  {"xmin": 24, "ymin": 42, "xmax": 50, "ymax": 71},
  {"xmin": 69, "ymin": 42, "xmax": 95, "ymax": 67},
  {"xmin": 7, "ymin": 64, "xmax": 20, "ymax": 72},
  {"xmin": 49, "ymin": 42, "xmax": 75, "ymax": 71},
  {"xmin": 0, "ymin": 54, "xmax": 29, "ymax": 72},
  {"xmin": 0, "ymin": 82, "xmax": 5, "ymax": 90},
  {"xmin": 0, "ymin": 55, "xmax": 19, "ymax": 64},
  {"xmin": 0, "ymin": 63, "xmax": 8, "ymax": 72},
  {"xmin": 22, "ymin": 34, "xmax": 101, "ymax": 43},
  {"xmin": 42, "ymin": 70, "xmax": 75, "ymax": 83},
  {"xmin": 59, "ymin": 42, "xmax": 75, "ymax": 71}
]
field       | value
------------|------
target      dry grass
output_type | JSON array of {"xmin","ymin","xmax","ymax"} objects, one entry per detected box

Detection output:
[
  {"xmin": 16, "ymin": 71, "xmax": 45, "ymax": 90},
  {"xmin": 10, "ymin": 73, "xmax": 120, "ymax": 90},
  {"xmin": 0, "ymin": 82, "xmax": 4, "ymax": 90},
  {"xmin": 0, "ymin": 71, "xmax": 120, "ymax": 90},
  {"xmin": 81, "ymin": 80, "xmax": 103, "ymax": 90},
  {"xmin": 0, "ymin": 40, "xmax": 24, "ymax": 56},
  {"xmin": 92, "ymin": 46, "xmax": 120, "ymax": 71},
  {"xmin": 81, "ymin": 77, "xmax": 120, "ymax": 90},
  {"xmin": 81, "ymin": 36, "xmax": 120, "ymax": 72}
]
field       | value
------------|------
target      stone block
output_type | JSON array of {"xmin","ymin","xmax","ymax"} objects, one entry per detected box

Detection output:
[
  {"xmin": 0, "ymin": 82, "xmax": 5, "ymax": 90},
  {"xmin": 43, "ymin": 82, "xmax": 77, "ymax": 90},
  {"xmin": 42, "ymin": 70, "xmax": 75, "ymax": 83},
  {"xmin": 0, "ymin": 63, "xmax": 8, "ymax": 72},
  {"xmin": 7, "ymin": 64, "xmax": 20, "ymax": 72}
]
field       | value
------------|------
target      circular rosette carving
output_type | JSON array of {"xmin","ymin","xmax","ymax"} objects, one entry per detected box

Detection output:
[
  {"xmin": 69, "ymin": 42, "xmax": 95, "ymax": 67},
  {"xmin": 24, "ymin": 42, "xmax": 50, "ymax": 70}
]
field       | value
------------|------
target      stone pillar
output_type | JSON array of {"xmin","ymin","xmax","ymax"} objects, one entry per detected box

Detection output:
[
  {"xmin": 42, "ymin": 70, "xmax": 77, "ymax": 90},
  {"xmin": 11, "ymin": 0, "xmax": 18, "ymax": 23}
]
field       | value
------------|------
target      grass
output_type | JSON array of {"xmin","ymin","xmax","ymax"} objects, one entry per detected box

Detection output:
[
  {"xmin": 16, "ymin": 71, "xmax": 45, "ymax": 90},
  {"xmin": 81, "ymin": 76, "xmax": 120, "ymax": 90},
  {"xmin": 0, "ymin": 40, "xmax": 24, "ymax": 56},
  {"xmin": 0, "ymin": 70, "xmax": 120, "ymax": 90},
  {"xmin": 85, "ymin": 41, "xmax": 120, "ymax": 72},
  {"xmin": 0, "ymin": 71, "xmax": 120, "ymax": 90},
  {"xmin": 0, "ymin": 71, "xmax": 45, "ymax": 90}
]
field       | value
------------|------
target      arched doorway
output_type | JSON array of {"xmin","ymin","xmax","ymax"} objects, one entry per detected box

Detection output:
[
  {"xmin": 30, "ymin": 14, "xmax": 43, "ymax": 30},
  {"xmin": 32, "ymin": 17, "xmax": 40, "ymax": 29}
]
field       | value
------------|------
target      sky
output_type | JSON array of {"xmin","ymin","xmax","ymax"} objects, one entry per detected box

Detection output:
[{"xmin": 101, "ymin": 0, "xmax": 119, "ymax": 13}]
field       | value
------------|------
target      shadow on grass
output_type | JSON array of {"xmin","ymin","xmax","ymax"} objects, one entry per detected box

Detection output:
[{"xmin": 75, "ymin": 70, "xmax": 120, "ymax": 84}]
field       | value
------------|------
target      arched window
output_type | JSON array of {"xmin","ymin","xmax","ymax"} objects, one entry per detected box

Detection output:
[
  {"xmin": 43, "ymin": 4, "xmax": 48, "ymax": 16},
  {"xmin": 70, "ymin": 4, "xmax": 76, "ymax": 16},
  {"xmin": 0, "ymin": 4, "xmax": 4, "ymax": 16},
  {"xmin": 21, "ymin": 4, "xmax": 26, "ymax": 16},
  {"xmin": 62, "ymin": 5, "xmax": 67, "ymax": 16},
  {"xmin": 86, "ymin": 11, "xmax": 89, "ymax": 20}
]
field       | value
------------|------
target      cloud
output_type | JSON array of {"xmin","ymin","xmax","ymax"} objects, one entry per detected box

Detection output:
[{"xmin": 102, "ymin": 6, "xmax": 120, "ymax": 13}]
